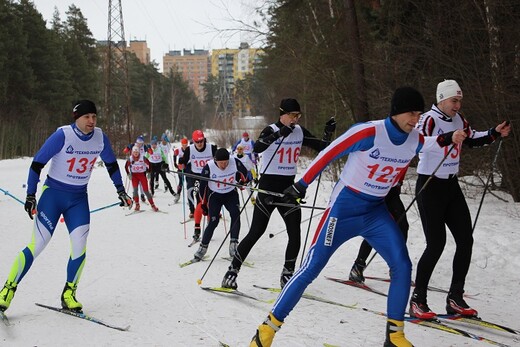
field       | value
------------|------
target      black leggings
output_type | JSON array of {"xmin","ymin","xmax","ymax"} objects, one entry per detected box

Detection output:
[
  {"xmin": 231, "ymin": 175, "xmax": 301, "ymax": 272},
  {"xmin": 414, "ymin": 174, "xmax": 473, "ymax": 295}
]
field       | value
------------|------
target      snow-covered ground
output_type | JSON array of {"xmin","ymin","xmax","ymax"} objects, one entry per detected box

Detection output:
[{"xmin": 0, "ymin": 156, "xmax": 519, "ymax": 347}]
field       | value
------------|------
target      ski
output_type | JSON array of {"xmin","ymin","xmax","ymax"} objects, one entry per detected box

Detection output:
[
  {"xmin": 125, "ymin": 210, "xmax": 145, "ymax": 216},
  {"xmin": 364, "ymin": 276, "xmax": 479, "ymax": 298},
  {"xmin": 180, "ymin": 218, "xmax": 194, "ymax": 224},
  {"xmin": 152, "ymin": 209, "xmax": 168, "ymax": 214},
  {"xmin": 339, "ymin": 313, "xmax": 511, "ymax": 347},
  {"xmin": 0, "ymin": 310, "xmax": 11, "ymax": 327},
  {"xmin": 221, "ymin": 257, "xmax": 255, "ymax": 268},
  {"xmin": 253, "ymin": 285, "xmax": 358, "ymax": 310},
  {"xmin": 436, "ymin": 314, "xmax": 520, "ymax": 335},
  {"xmin": 325, "ymin": 276, "xmax": 387, "ymax": 297},
  {"xmin": 188, "ymin": 238, "xmax": 200, "ymax": 247},
  {"xmin": 35, "ymin": 303, "xmax": 129, "ymax": 331},
  {"xmin": 405, "ymin": 317, "xmax": 511, "ymax": 347},
  {"xmin": 200, "ymin": 286, "xmax": 267, "ymax": 303},
  {"xmin": 179, "ymin": 255, "xmax": 209, "ymax": 268}
]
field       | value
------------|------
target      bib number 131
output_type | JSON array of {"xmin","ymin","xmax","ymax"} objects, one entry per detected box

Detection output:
[{"xmin": 67, "ymin": 157, "xmax": 97, "ymax": 173}]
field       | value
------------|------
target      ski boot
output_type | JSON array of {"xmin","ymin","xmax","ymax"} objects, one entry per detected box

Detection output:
[
  {"xmin": 383, "ymin": 319, "xmax": 414, "ymax": 347},
  {"xmin": 61, "ymin": 282, "xmax": 82, "ymax": 312},
  {"xmin": 250, "ymin": 312, "xmax": 283, "ymax": 347},
  {"xmin": 0, "ymin": 281, "xmax": 17, "ymax": 311}
]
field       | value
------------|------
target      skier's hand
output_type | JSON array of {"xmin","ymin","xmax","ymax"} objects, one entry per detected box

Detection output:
[
  {"xmin": 281, "ymin": 182, "xmax": 306, "ymax": 204},
  {"xmin": 24, "ymin": 194, "xmax": 37, "ymax": 220},
  {"xmin": 117, "ymin": 189, "xmax": 133, "ymax": 208},
  {"xmin": 201, "ymin": 202, "xmax": 208, "ymax": 216},
  {"xmin": 323, "ymin": 117, "xmax": 337, "ymax": 141},
  {"xmin": 279, "ymin": 125, "xmax": 294, "ymax": 137}
]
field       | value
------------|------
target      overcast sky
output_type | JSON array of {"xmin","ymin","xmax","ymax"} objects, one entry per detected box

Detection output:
[{"xmin": 31, "ymin": 0, "xmax": 268, "ymax": 70}]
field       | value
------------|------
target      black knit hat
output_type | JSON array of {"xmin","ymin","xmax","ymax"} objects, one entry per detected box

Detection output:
[
  {"xmin": 73, "ymin": 100, "xmax": 97, "ymax": 119},
  {"xmin": 389, "ymin": 87, "xmax": 424, "ymax": 116},
  {"xmin": 215, "ymin": 148, "xmax": 230, "ymax": 161},
  {"xmin": 279, "ymin": 98, "xmax": 301, "ymax": 115}
]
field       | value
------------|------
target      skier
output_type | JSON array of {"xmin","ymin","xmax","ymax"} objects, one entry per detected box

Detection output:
[
  {"xmin": 125, "ymin": 146, "xmax": 159, "ymax": 212},
  {"xmin": 248, "ymin": 87, "xmax": 467, "ymax": 347},
  {"xmin": 145, "ymin": 138, "xmax": 177, "ymax": 198},
  {"xmin": 123, "ymin": 136, "xmax": 149, "ymax": 202},
  {"xmin": 232, "ymin": 131, "xmax": 258, "ymax": 163},
  {"xmin": 193, "ymin": 148, "xmax": 249, "ymax": 260},
  {"xmin": 172, "ymin": 137, "xmax": 189, "ymax": 203},
  {"xmin": 0, "ymin": 100, "xmax": 132, "ymax": 312},
  {"xmin": 178, "ymin": 130, "xmax": 217, "ymax": 241},
  {"xmin": 409, "ymin": 80, "xmax": 511, "ymax": 319},
  {"xmin": 234, "ymin": 145, "xmax": 257, "ymax": 183},
  {"xmin": 221, "ymin": 98, "xmax": 335, "ymax": 290}
]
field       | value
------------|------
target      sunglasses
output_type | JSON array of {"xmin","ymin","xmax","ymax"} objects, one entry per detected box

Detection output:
[
  {"xmin": 287, "ymin": 112, "xmax": 302, "ymax": 119},
  {"xmin": 195, "ymin": 140, "xmax": 204, "ymax": 144}
]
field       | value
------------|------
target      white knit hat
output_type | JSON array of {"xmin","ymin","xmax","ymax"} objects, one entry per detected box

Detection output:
[{"xmin": 436, "ymin": 80, "xmax": 463, "ymax": 103}]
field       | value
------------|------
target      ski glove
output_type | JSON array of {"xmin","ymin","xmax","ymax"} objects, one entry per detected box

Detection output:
[
  {"xmin": 323, "ymin": 117, "xmax": 337, "ymax": 142},
  {"xmin": 24, "ymin": 194, "xmax": 37, "ymax": 220},
  {"xmin": 281, "ymin": 182, "xmax": 306, "ymax": 204},
  {"xmin": 117, "ymin": 189, "xmax": 132, "ymax": 208},
  {"xmin": 201, "ymin": 202, "xmax": 208, "ymax": 216},
  {"xmin": 279, "ymin": 125, "xmax": 294, "ymax": 137}
]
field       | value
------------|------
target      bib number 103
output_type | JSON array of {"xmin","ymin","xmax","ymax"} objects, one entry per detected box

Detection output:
[{"xmin": 67, "ymin": 157, "xmax": 97, "ymax": 173}]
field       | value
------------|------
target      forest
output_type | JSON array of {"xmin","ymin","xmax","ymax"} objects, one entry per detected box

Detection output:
[{"xmin": 1, "ymin": 0, "xmax": 519, "ymax": 200}]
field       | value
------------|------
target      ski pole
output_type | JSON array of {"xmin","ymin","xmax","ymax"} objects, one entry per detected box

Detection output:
[
  {"xmin": 269, "ymin": 210, "xmax": 326, "ymax": 238},
  {"xmin": 181, "ymin": 169, "xmax": 187, "ymax": 239},
  {"xmin": 171, "ymin": 170, "xmax": 284, "ymax": 198},
  {"xmin": 472, "ymin": 139, "xmax": 503, "ymax": 232},
  {"xmin": 267, "ymin": 201, "xmax": 326, "ymax": 210},
  {"xmin": 239, "ymin": 189, "xmax": 250, "ymax": 229},
  {"xmin": 300, "ymin": 173, "xmax": 323, "ymax": 267},
  {"xmin": 0, "ymin": 188, "xmax": 24, "ymax": 205},
  {"xmin": 59, "ymin": 202, "xmax": 120, "ymax": 223}
]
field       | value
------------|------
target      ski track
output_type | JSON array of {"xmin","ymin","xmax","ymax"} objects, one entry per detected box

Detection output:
[{"xmin": 0, "ymin": 158, "xmax": 518, "ymax": 346}]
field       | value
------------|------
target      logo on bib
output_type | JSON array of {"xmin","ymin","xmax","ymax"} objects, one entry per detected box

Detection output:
[{"xmin": 369, "ymin": 148, "xmax": 380, "ymax": 159}]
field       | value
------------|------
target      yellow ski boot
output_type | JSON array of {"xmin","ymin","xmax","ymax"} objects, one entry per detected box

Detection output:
[
  {"xmin": 250, "ymin": 312, "xmax": 283, "ymax": 347},
  {"xmin": 384, "ymin": 319, "xmax": 414, "ymax": 347},
  {"xmin": 0, "ymin": 281, "xmax": 17, "ymax": 311},
  {"xmin": 61, "ymin": 282, "xmax": 83, "ymax": 312}
]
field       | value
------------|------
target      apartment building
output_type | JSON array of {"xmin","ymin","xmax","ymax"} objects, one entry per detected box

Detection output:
[
  {"xmin": 163, "ymin": 49, "xmax": 210, "ymax": 101},
  {"xmin": 128, "ymin": 40, "xmax": 150, "ymax": 65}
]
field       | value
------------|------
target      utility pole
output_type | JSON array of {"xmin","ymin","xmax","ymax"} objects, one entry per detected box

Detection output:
[
  {"xmin": 104, "ymin": 0, "xmax": 132, "ymax": 149},
  {"xmin": 214, "ymin": 52, "xmax": 234, "ymax": 122}
]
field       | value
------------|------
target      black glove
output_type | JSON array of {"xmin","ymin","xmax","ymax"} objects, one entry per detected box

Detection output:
[
  {"xmin": 24, "ymin": 194, "xmax": 37, "ymax": 220},
  {"xmin": 118, "ymin": 189, "xmax": 133, "ymax": 208},
  {"xmin": 281, "ymin": 182, "xmax": 307, "ymax": 204},
  {"xmin": 323, "ymin": 117, "xmax": 337, "ymax": 141},
  {"xmin": 201, "ymin": 202, "xmax": 208, "ymax": 216},
  {"xmin": 161, "ymin": 162, "xmax": 169, "ymax": 172},
  {"xmin": 279, "ymin": 125, "xmax": 294, "ymax": 137}
]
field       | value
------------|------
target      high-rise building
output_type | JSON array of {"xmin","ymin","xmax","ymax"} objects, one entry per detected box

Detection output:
[
  {"xmin": 128, "ymin": 40, "xmax": 150, "ymax": 65},
  {"xmin": 163, "ymin": 49, "xmax": 210, "ymax": 101},
  {"xmin": 211, "ymin": 43, "xmax": 264, "ymax": 117}
]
